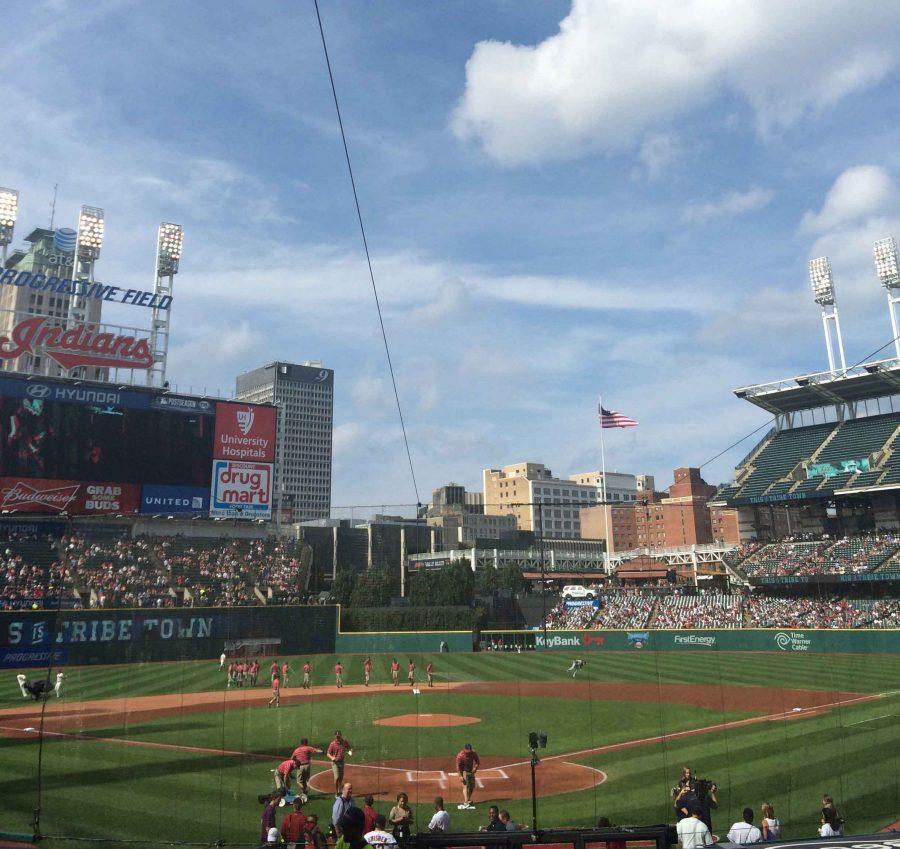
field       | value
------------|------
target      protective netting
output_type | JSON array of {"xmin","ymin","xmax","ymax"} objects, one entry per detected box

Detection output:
[{"xmin": 0, "ymin": 604, "xmax": 898, "ymax": 848}]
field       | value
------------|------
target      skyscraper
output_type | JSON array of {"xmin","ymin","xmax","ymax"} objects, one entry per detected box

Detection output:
[{"xmin": 235, "ymin": 361, "xmax": 334, "ymax": 523}]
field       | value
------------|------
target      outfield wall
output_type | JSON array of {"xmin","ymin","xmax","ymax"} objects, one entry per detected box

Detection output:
[
  {"xmin": 0, "ymin": 605, "xmax": 337, "ymax": 667},
  {"xmin": 522, "ymin": 628, "xmax": 900, "ymax": 653},
  {"xmin": 335, "ymin": 630, "xmax": 472, "ymax": 654}
]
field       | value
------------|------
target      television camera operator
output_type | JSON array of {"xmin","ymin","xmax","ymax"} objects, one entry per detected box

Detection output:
[{"xmin": 673, "ymin": 767, "xmax": 718, "ymax": 831}]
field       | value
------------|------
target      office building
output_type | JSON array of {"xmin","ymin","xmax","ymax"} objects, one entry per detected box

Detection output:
[
  {"xmin": 235, "ymin": 361, "xmax": 333, "ymax": 523},
  {"xmin": 484, "ymin": 461, "xmax": 598, "ymax": 539}
]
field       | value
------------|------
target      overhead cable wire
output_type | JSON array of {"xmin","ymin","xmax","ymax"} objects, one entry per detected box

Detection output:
[{"xmin": 312, "ymin": 0, "xmax": 420, "ymax": 506}]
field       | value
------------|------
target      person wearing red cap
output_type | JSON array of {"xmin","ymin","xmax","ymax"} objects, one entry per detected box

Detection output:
[{"xmin": 455, "ymin": 743, "xmax": 480, "ymax": 810}]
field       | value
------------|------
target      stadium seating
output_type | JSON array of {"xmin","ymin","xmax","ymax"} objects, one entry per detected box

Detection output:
[
  {"xmin": 718, "ymin": 413, "xmax": 900, "ymax": 502},
  {"xmin": 0, "ymin": 532, "xmax": 72, "ymax": 610},
  {"xmin": 593, "ymin": 591, "xmax": 654, "ymax": 628},
  {"xmin": 735, "ymin": 422, "xmax": 834, "ymax": 498},
  {"xmin": 652, "ymin": 594, "xmax": 743, "ymax": 628}
]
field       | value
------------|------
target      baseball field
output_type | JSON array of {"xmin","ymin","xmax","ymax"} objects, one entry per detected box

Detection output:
[{"xmin": 1, "ymin": 648, "xmax": 898, "ymax": 845}]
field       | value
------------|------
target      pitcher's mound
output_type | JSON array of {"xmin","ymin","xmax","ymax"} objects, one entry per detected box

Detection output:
[{"xmin": 374, "ymin": 713, "xmax": 481, "ymax": 728}]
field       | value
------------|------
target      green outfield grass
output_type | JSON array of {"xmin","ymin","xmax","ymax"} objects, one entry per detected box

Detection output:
[{"xmin": 0, "ymin": 651, "xmax": 898, "ymax": 845}]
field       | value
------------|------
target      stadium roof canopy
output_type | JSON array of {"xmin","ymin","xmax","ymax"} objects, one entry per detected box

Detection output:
[{"xmin": 734, "ymin": 358, "xmax": 900, "ymax": 415}]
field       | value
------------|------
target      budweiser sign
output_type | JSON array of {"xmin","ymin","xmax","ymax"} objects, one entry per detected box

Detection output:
[
  {"xmin": 0, "ymin": 316, "xmax": 153, "ymax": 370},
  {"xmin": 0, "ymin": 477, "xmax": 141, "ymax": 515},
  {"xmin": 1, "ymin": 480, "xmax": 79, "ymax": 512}
]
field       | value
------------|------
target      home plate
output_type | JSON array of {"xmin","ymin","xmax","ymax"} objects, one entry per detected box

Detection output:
[
  {"xmin": 23, "ymin": 727, "xmax": 37, "ymax": 732},
  {"xmin": 792, "ymin": 708, "xmax": 802, "ymax": 712}
]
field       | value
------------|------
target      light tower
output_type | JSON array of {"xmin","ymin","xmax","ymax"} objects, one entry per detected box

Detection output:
[
  {"xmin": 809, "ymin": 256, "xmax": 847, "ymax": 374},
  {"xmin": 67, "ymin": 205, "xmax": 105, "ymax": 324},
  {"xmin": 874, "ymin": 237, "xmax": 900, "ymax": 359},
  {"xmin": 148, "ymin": 222, "xmax": 183, "ymax": 388},
  {"xmin": 0, "ymin": 188, "xmax": 19, "ymax": 265},
  {"xmin": 64, "ymin": 205, "xmax": 105, "ymax": 379}
]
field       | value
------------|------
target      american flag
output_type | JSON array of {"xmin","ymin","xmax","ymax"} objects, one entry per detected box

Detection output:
[{"xmin": 599, "ymin": 405, "xmax": 638, "ymax": 428}]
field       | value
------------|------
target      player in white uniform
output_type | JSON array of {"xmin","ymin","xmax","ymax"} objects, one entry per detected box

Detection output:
[{"xmin": 566, "ymin": 659, "xmax": 586, "ymax": 678}]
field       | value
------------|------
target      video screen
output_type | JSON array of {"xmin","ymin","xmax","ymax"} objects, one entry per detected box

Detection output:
[{"xmin": 0, "ymin": 395, "xmax": 213, "ymax": 487}]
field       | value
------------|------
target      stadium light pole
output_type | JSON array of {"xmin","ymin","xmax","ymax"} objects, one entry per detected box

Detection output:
[
  {"xmin": 0, "ymin": 188, "xmax": 19, "ymax": 266},
  {"xmin": 874, "ymin": 237, "xmax": 900, "ymax": 360},
  {"xmin": 148, "ymin": 222, "xmax": 183, "ymax": 388},
  {"xmin": 65, "ymin": 205, "xmax": 105, "ymax": 378},
  {"xmin": 808, "ymin": 256, "xmax": 847, "ymax": 375}
]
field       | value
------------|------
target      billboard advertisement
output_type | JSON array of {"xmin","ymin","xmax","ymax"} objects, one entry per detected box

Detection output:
[
  {"xmin": 213, "ymin": 401, "xmax": 276, "ymax": 462},
  {"xmin": 210, "ymin": 460, "xmax": 272, "ymax": 519},
  {"xmin": 0, "ymin": 477, "xmax": 140, "ymax": 514},
  {"xmin": 140, "ymin": 484, "xmax": 209, "ymax": 515},
  {"xmin": 0, "ymin": 373, "xmax": 274, "ymax": 517}
]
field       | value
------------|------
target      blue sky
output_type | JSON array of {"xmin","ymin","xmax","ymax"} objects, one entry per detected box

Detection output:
[{"xmin": 5, "ymin": 0, "xmax": 900, "ymax": 510}]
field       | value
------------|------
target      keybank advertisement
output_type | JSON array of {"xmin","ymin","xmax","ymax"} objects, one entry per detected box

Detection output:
[
  {"xmin": 140, "ymin": 484, "xmax": 209, "ymax": 515},
  {"xmin": 210, "ymin": 460, "xmax": 272, "ymax": 519},
  {"xmin": 532, "ymin": 629, "xmax": 900, "ymax": 653}
]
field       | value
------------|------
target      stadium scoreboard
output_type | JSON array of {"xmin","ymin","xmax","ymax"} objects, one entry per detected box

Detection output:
[{"xmin": 0, "ymin": 373, "xmax": 276, "ymax": 518}]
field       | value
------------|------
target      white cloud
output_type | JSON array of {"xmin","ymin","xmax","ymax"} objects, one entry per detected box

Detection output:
[
  {"xmin": 683, "ymin": 186, "xmax": 774, "ymax": 224},
  {"xmin": 452, "ymin": 0, "xmax": 900, "ymax": 165},
  {"xmin": 637, "ymin": 133, "xmax": 680, "ymax": 180},
  {"xmin": 801, "ymin": 165, "xmax": 894, "ymax": 233},
  {"xmin": 409, "ymin": 276, "xmax": 471, "ymax": 322}
]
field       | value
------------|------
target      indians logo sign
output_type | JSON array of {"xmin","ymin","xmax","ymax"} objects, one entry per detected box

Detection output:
[{"xmin": 0, "ymin": 316, "xmax": 153, "ymax": 370}]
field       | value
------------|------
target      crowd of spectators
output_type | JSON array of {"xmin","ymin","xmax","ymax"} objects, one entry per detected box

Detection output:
[
  {"xmin": 64, "ymin": 534, "xmax": 171, "ymax": 608},
  {"xmin": 542, "ymin": 600, "xmax": 598, "ymax": 629},
  {"xmin": 747, "ymin": 596, "xmax": 900, "ymax": 628},
  {"xmin": 734, "ymin": 533, "xmax": 900, "ymax": 578},
  {"xmin": 594, "ymin": 591, "xmax": 654, "ymax": 629},
  {"xmin": 653, "ymin": 594, "xmax": 744, "ymax": 628},
  {"xmin": 0, "ymin": 532, "xmax": 72, "ymax": 610}
]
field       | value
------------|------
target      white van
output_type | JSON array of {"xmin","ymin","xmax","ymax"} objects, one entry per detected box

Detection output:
[{"xmin": 561, "ymin": 585, "xmax": 595, "ymax": 600}]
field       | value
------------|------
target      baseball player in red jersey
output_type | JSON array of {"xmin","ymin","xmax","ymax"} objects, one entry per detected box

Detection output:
[
  {"xmin": 334, "ymin": 661, "xmax": 344, "ymax": 688},
  {"xmin": 250, "ymin": 659, "xmax": 259, "ymax": 686},
  {"xmin": 455, "ymin": 743, "xmax": 480, "ymax": 809},
  {"xmin": 302, "ymin": 661, "xmax": 311, "ymax": 689},
  {"xmin": 227, "ymin": 662, "xmax": 235, "ymax": 688},
  {"xmin": 281, "ymin": 661, "xmax": 290, "ymax": 688},
  {"xmin": 269, "ymin": 676, "xmax": 281, "ymax": 707},
  {"xmin": 407, "ymin": 659, "xmax": 416, "ymax": 686},
  {"xmin": 326, "ymin": 730, "xmax": 353, "ymax": 795},
  {"xmin": 363, "ymin": 657, "xmax": 372, "ymax": 687},
  {"xmin": 426, "ymin": 661, "xmax": 434, "ymax": 687},
  {"xmin": 274, "ymin": 757, "xmax": 296, "ymax": 793},
  {"xmin": 390, "ymin": 658, "xmax": 400, "ymax": 686},
  {"xmin": 270, "ymin": 660, "xmax": 280, "ymax": 683},
  {"xmin": 291, "ymin": 737, "xmax": 323, "ymax": 802}
]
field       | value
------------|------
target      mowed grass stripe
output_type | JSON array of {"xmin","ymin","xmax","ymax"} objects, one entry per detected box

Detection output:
[{"xmin": 4, "ymin": 651, "xmax": 900, "ymax": 710}]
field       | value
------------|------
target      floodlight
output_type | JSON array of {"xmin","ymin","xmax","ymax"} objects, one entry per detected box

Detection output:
[
  {"xmin": 874, "ymin": 237, "xmax": 900, "ymax": 289},
  {"xmin": 76, "ymin": 205, "xmax": 105, "ymax": 258},
  {"xmin": 809, "ymin": 257, "xmax": 835, "ymax": 305},
  {"xmin": 0, "ymin": 187, "xmax": 18, "ymax": 245},
  {"xmin": 156, "ymin": 222, "xmax": 183, "ymax": 276}
]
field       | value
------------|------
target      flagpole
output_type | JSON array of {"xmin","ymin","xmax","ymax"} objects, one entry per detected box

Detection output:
[{"xmin": 599, "ymin": 396, "xmax": 610, "ymax": 575}]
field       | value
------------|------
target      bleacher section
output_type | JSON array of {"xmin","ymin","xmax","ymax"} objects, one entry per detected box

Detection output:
[
  {"xmin": 718, "ymin": 412, "xmax": 900, "ymax": 505},
  {"xmin": 738, "ymin": 535, "xmax": 900, "ymax": 579},
  {"xmin": 733, "ymin": 423, "xmax": 833, "ymax": 499}
]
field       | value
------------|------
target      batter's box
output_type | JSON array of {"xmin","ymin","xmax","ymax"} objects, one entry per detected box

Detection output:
[
  {"xmin": 474, "ymin": 768, "xmax": 509, "ymax": 787},
  {"xmin": 409, "ymin": 770, "xmax": 448, "ymax": 787}
]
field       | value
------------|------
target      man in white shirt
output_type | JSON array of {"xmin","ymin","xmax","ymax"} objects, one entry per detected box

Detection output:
[
  {"xmin": 364, "ymin": 814, "xmax": 397, "ymax": 847},
  {"xmin": 727, "ymin": 808, "xmax": 762, "ymax": 844},
  {"xmin": 677, "ymin": 806, "xmax": 713, "ymax": 849},
  {"xmin": 428, "ymin": 796, "xmax": 451, "ymax": 833}
]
